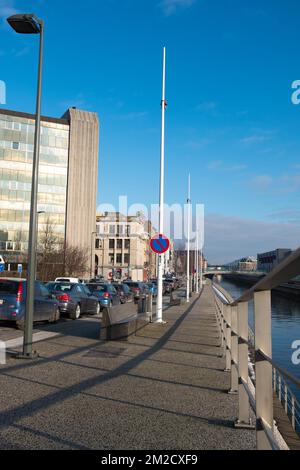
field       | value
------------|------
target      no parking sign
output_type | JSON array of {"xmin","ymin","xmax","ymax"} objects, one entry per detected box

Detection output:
[{"xmin": 150, "ymin": 234, "xmax": 170, "ymax": 255}]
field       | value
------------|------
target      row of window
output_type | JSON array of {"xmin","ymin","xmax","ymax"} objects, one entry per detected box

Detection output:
[
  {"xmin": 0, "ymin": 148, "xmax": 68, "ymax": 166},
  {"xmin": 108, "ymin": 239, "xmax": 130, "ymax": 250},
  {"xmin": 0, "ymin": 119, "xmax": 69, "ymax": 136},
  {"xmin": 96, "ymin": 225, "xmax": 131, "ymax": 236},
  {"xmin": 0, "ymin": 168, "xmax": 67, "ymax": 187},
  {"xmin": 0, "ymin": 209, "xmax": 66, "ymax": 225},
  {"xmin": 0, "ymin": 140, "xmax": 68, "ymax": 157},
  {"xmin": 108, "ymin": 254, "xmax": 130, "ymax": 265},
  {"xmin": 0, "ymin": 181, "xmax": 66, "ymax": 197},
  {"xmin": 0, "ymin": 188, "xmax": 66, "ymax": 206}
]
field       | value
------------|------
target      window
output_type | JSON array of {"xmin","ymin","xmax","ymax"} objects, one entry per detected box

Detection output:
[
  {"xmin": 125, "ymin": 239, "xmax": 130, "ymax": 250},
  {"xmin": 12, "ymin": 142, "xmax": 20, "ymax": 150},
  {"xmin": 109, "ymin": 253, "xmax": 114, "ymax": 264},
  {"xmin": 109, "ymin": 225, "xmax": 115, "ymax": 235},
  {"xmin": 117, "ymin": 239, "xmax": 122, "ymax": 249},
  {"xmin": 126, "ymin": 225, "xmax": 131, "ymax": 236},
  {"xmin": 117, "ymin": 225, "xmax": 124, "ymax": 235},
  {"xmin": 13, "ymin": 122, "xmax": 21, "ymax": 131},
  {"xmin": 39, "ymin": 284, "xmax": 50, "ymax": 298},
  {"xmin": 116, "ymin": 254, "xmax": 122, "ymax": 264},
  {"xmin": 95, "ymin": 239, "xmax": 102, "ymax": 249},
  {"xmin": 109, "ymin": 239, "xmax": 115, "ymax": 249},
  {"xmin": 124, "ymin": 254, "xmax": 130, "ymax": 264}
]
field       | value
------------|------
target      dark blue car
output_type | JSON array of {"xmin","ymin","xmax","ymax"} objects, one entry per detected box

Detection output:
[
  {"xmin": 86, "ymin": 283, "xmax": 121, "ymax": 310},
  {"xmin": 0, "ymin": 278, "xmax": 60, "ymax": 329}
]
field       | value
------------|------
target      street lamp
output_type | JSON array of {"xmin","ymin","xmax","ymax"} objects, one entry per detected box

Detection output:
[
  {"xmin": 90, "ymin": 231, "xmax": 97, "ymax": 280},
  {"xmin": 7, "ymin": 13, "xmax": 44, "ymax": 359}
]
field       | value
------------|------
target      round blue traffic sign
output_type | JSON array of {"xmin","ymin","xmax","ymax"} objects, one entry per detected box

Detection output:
[{"xmin": 150, "ymin": 234, "xmax": 170, "ymax": 255}]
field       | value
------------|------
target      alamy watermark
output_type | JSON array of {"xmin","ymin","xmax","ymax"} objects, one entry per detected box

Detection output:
[
  {"xmin": 97, "ymin": 196, "xmax": 205, "ymax": 249},
  {"xmin": 291, "ymin": 340, "xmax": 300, "ymax": 365},
  {"xmin": 0, "ymin": 80, "xmax": 6, "ymax": 105}
]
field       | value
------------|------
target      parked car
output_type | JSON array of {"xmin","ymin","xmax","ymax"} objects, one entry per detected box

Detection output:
[
  {"xmin": 151, "ymin": 279, "xmax": 167, "ymax": 295},
  {"xmin": 146, "ymin": 282, "xmax": 158, "ymax": 297},
  {"xmin": 122, "ymin": 281, "xmax": 147, "ymax": 300},
  {"xmin": 112, "ymin": 282, "xmax": 134, "ymax": 304},
  {"xmin": 54, "ymin": 277, "xmax": 82, "ymax": 284},
  {"xmin": 163, "ymin": 280, "xmax": 172, "ymax": 294},
  {"xmin": 46, "ymin": 282, "xmax": 100, "ymax": 319},
  {"xmin": 0, "ymin": 279, "xmax": 60, "ymax": 329},
  {"xmin": 86, "ymin": 283, "xmax": 121, "ymax": 310},
  {"xmin": 163, "ymin": 278, "xmax": 176, "ymax": 291}
]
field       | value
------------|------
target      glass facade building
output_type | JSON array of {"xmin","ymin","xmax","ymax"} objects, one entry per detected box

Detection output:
[{"xmin": 0, "ymin": 108, "xmax": 99, "ymax": 269}]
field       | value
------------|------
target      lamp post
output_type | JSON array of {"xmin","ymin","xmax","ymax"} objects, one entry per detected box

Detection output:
[
  {"xmin": 7, "ymin": 14, "xmax": 44, "ymax": 359},
  {"xmin": 90, "ymin": 231, "xmax": 97, "ymax": 280},
  {"xmin": 35, "ymin": 210, "xmax": 45, "ymax": 279}
]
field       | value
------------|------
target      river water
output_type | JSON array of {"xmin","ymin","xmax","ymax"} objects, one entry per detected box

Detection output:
[{"xmin": 218, "ymin": 278, "xmax": 300, "ymax": 402}]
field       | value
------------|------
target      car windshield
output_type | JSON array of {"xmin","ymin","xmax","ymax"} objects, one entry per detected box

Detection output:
[
  {"xmin": 87, "ymin": 284, "xmax": 108, "ymax": 292},
  {"xmin": 125, "ymin": 283, "xmax": 139, "ymax": 288},
  {"xmin": 0, "ymin": 281, "xmax": 20, "ymax": 294},
  {"xmin": 122, "ymin": 284, "xmax": 130, "ymax": 293},
  {"xmin": 47, "ymin": 283, "xmax": 73, "ymax": 292}
]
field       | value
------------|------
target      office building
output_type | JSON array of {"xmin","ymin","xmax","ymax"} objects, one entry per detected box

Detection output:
[
  {"xmin": 0, "ymin": 107, "xmax": 99, "ymax": 275},
  {"xmin": 257, "ymin": 249, "xmax": 292, "ymax": 273},
  {"xmin": 95, "ymin": 212, "xmax": 157, "ymax": 281}
]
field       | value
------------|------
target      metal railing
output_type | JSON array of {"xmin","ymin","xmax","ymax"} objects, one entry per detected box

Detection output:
[
  {"xmin": 247, "ymin": 323, "xmax": 300, "ymax": 436},
  {"xmin": 211, "ymin": 246, "xmax": 300, "ymax": 450}
]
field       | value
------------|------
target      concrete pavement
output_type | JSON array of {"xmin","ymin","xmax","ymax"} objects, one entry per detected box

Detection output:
[{"xmin": 0, "ymin": 286, "xmax": 256, "ymax": 450}]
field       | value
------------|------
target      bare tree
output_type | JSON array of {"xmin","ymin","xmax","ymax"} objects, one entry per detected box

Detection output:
[{"xmin": 63, "ymin": 245, "xmax": 89, "ymax": 278}]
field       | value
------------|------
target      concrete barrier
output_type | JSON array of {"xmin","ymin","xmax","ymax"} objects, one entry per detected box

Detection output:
[{"xmin": 100, "ymin": 298, "xmax": 151, "ymax": 341}]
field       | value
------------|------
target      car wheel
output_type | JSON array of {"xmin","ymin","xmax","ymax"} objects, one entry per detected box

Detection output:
[{"xmin": 70, "ymin": 304, "xmax": 81, "ymax": 320}]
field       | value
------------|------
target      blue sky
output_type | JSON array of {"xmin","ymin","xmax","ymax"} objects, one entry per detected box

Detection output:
[{"xmin": 1, "ymin": 0, "xmax": 300, "ymax": 262}]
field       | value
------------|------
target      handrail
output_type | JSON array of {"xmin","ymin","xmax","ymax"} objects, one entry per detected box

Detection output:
[{"xmin": 212, "ymin": 281, "xmax": 300, "ymax": 450}]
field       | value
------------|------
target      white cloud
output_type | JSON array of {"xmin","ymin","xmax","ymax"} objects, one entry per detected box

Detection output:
[
  {"xmin": 249, "ymin": 174, "xmax": 273, "ymax": 189},
  {"xmin": 159, "ymin": 0, "xmax": 197, "ymax": 16},
  {"xmin": 196, "ymin": 101, "xmax": 218, "ymax": 112},
  {"xmin": 0, "ymin": 0, "xmax": 18, "ymax": 19},
  {"xmin": 207, "ymin": 161, "xmax": 248, "ymax": 172}
]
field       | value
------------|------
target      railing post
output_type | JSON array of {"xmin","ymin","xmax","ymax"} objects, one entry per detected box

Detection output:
[
  {"xmin": 235, "ymin": 301, "xmax": 254, "ymax": 428},
  {"xmin": 254, "ymin": 290, "xmax": 273, "ymax": 450},
  {"xmin": 224, "ymin": 305, "xmax": 232, "ymax": 373},
  {"xmin": 229, "ymin": 305, "xmax": 238, "ymax": 394},
  {"xmin": 220, "ymin": 303, "xmax": 224, "ymax": 351}
]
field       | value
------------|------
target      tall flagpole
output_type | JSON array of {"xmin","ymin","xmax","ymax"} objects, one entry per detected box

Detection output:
[
  {"xmin": 196, "ymin": 221, "xmax": 199, "ymax": 294},
  {"xmin": 156, "ymin": 46, "xmax": 166, "ymax": 323},
  {"xmin": 186, "ymin": 174, "xmax": 191, "ymax": 303}
]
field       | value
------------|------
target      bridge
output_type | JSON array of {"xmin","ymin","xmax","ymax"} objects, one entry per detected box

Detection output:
[{"xmin": 1, "ymin": 251, "xmax": 300, "ymax": 450}]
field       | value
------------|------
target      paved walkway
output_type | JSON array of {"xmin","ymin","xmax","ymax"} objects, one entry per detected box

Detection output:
[{"xmin": 0, "ymin": 286, "xmax": 256, "ymax": 450}]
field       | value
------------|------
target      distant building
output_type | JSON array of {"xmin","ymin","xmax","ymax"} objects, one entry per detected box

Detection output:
[
  {"xmin": 226, "ymin": 256, "xmax": 257, "ymax": 272},
  {"xmin": 95, "ymin": 212, "xmax": 157, "ymax": 282},
  {"xmin": 257, "ymin": 249, "xmax": 292, "ymax": 273},
  {"xmin": 174, "ymin": 250, "xmax": 207, "ymax": 276},
  {"xmin": 0, "ymin": 107, "xmax": 99, "ymax": 276}
]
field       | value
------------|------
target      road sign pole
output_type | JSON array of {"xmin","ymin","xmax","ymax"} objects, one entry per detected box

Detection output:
[
  {"xmin": 186, "ymin": 174, "xmax": 191, "ymax": 303},
  {"xmin": 156, "ymin": 47, "xmax": 166, "ymax": 324}
]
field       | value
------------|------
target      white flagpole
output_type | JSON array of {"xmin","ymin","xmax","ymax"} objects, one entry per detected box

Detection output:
[
  {"xmin": 196, "ymin": 221, "xmax": 199, "ymax": 294},
  {"xmin": 200, "ymin": 230, "xmax": 203, "ymax": 290},
  {"xmin": 186, "ymin": 174, "xmax": 191, "ymax": 303},
  {"xmin": 156, "ymin": 46, "xmax": 166, "ymax": 323}
]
